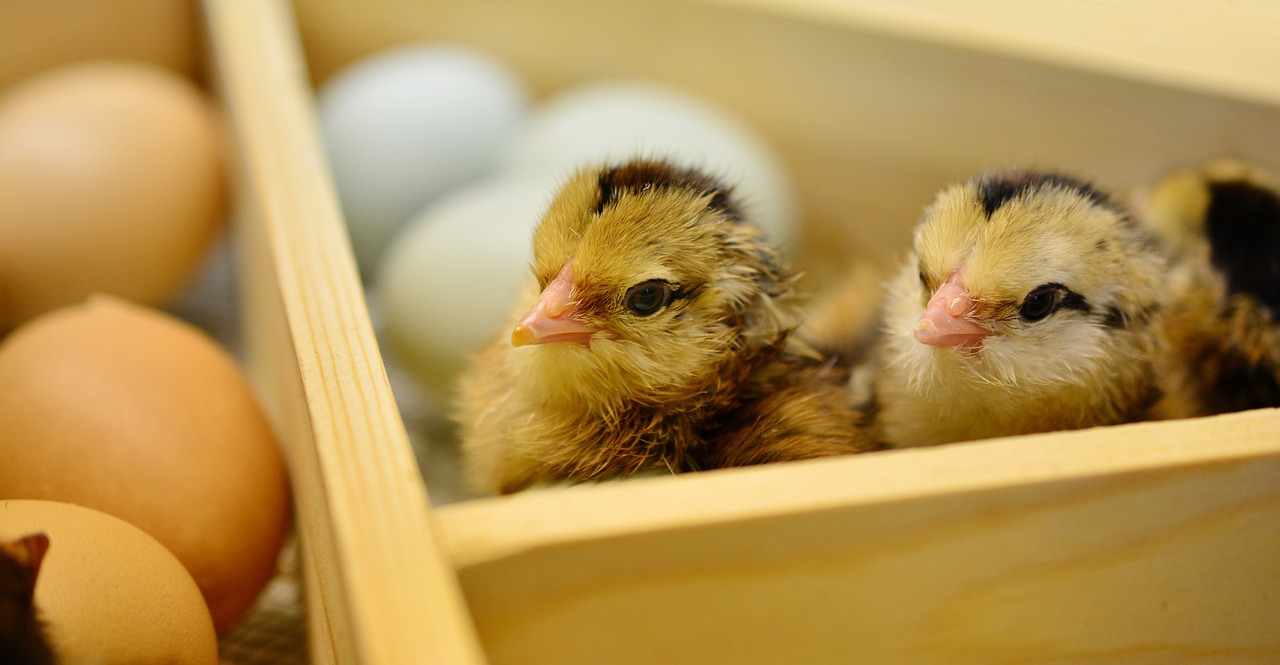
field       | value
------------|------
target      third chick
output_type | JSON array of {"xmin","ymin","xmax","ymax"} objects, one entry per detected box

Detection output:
[{"xmin": 1139, "ymin": 159, "xmax": 1280, "ymax": 414}]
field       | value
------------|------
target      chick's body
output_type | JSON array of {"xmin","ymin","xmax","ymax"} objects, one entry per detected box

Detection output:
[
  {"xmin": 457, "ymin": 159, "xmax": 872, "ymax": 494},
  {"xmin": 873, "ymin": 170, "xmax": 1193, "ymax": 447},
  {"xmin": 1141, "ymin": 159, "xmax": 1280, "ymax": 414}
]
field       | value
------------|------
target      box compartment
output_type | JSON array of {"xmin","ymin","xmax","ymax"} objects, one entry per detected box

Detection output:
[{"xmin": 205, "ymin": 0, "xmax": 1280, "ymax": 661}]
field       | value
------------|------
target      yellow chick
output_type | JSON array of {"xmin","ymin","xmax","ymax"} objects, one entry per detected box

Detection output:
[
  {"xmin": 872, "ymin": 168, "xmax": 1195, "ymax": 447},
  {"xmin": 1138, "ymin": 159, "xmax": 1280, "ymax": 414},
  {"xmin": 454, "ymin": 158, "xmax": 876, "ymax": 494}
]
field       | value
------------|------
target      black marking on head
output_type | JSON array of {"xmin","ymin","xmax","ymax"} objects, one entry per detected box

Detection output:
[
  {"xmin": 595, "ymin": 159, "xmax": 742, "ymax": 221},
  {"xmin": 1056, "ymin": 286, "xmax": 1089, "ymax": 313},
  {"xmin": 1124, "ymin": 379, "xmax": 1165, "ymax": 423},
  {"xmin": 1203, "ymin": 350, "xmax": 1280, "ymax": 412},
  {"xmin": 977, "ymin": 170, "xmax": 1117, "ymax": 218},
  {"xmin": 1103, "ymin": 306, "xmax": 1127, "ymax": 329},
  {"xmin": 1204, "ymin": 180, "xmax": 1280, "ymax": 314},
  {"xmin": 1104, "ymin": 303, "xmax": 1160, "ymax": 330}
]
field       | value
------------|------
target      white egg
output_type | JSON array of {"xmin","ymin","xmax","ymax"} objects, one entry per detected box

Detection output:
[
  {"xmin": 500, "ymin": 80, "xmax": 797, "ymax": 251},
  {"xmin": 317, "ymin": 45, "xmax": 529, "ymax": 275},
  {"xmin": 375, "ymin": 175, "xmax": 553, "ymax": 397}
]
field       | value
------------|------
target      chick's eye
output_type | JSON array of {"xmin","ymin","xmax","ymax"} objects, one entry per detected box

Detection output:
[
  {"xmin": 1019, "ymin": 285, "xmax": 1061, "ymax": 322},
  {"xmin": 625, "ymin": 280, "xmax": 673, "ymax": 316}
]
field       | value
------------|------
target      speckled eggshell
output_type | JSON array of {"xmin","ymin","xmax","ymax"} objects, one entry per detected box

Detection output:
[
  {"xmin": 0, "ymin": 296, "xmax": 290, "ymax": 635},
  {"xmin": 0, "ymin": 499, "xmax": 218, "ymax": 664}
]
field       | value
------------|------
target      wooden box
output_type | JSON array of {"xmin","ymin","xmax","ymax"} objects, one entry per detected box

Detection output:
[{"xmin": 202, "ymin": 0, "xmax": 1280, "ymax": 662}]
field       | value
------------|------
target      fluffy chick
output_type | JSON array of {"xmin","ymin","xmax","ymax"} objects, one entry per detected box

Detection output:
[
  {"xmin": 1138, "ymin": 159, "xmax": 1280, "ymax": 413},
  {"xmin": 872, "ymin": 169, "xmax": 1195, "ymax": 447},
  {"xmin": 455, "ymin": 158, "xmax": 875, "ymax": 494},
  {"xmin": 0, "ymin": 533, "xmax": 56, "ymax": 665}
]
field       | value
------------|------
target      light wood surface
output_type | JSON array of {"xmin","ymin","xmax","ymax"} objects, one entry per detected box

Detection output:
[
  {"xmin": 202, "ymin": 0, "xmax": 487, "ymax": 662},
  {"xmin": 707, "ymin": 0, "xmax": 1280, "ymax": 107},
  {"xmin": 438, "ymin": 409, "xmax": 1280, "ymax": 664}
]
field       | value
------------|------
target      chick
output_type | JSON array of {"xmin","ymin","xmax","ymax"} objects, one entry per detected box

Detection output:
[
  {"xmin": 1138, "ymin": 159, "xmax": 1280, "ymax": 414},
  {"xmin": 871, "ymin": 169, "xmax": 1195, "ymax": 447},
  {"xmin": 455, "ymin": 158, "xmax": 875, "ymax": 494},
  {"xmin": 0, "ymin": 533, "xmax": 56, "ymax": 665}
]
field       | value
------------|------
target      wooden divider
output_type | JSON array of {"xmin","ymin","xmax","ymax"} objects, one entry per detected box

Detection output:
[{"xmin": 202, "ymin": 0, "xmax": 488, "ymax": 661}]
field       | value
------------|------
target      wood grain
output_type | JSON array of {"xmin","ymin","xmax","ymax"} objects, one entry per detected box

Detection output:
[
  {"xmin": 202, "ymin": 0, "xmax": 487, "ymax": 662},
  {"xmin": 438, "ymin": 410, "xmax": 1280, "ymax": 664}
]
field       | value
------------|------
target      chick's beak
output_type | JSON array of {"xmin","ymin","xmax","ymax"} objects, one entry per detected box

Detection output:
[
  {"xmin": 915, "ymin": 273, "xmax": 993, "ymax": 348},
  {"xmin": 511, "ymin": 264, "xmax": 601, "ymax": 347}
]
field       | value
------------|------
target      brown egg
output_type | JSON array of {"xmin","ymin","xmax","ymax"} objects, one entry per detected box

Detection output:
[
  {"xmin": 1, "ymin": 499, "xmax": 218, "ymax": 664},
  {"xmin": 0, "ymin": 296, "xmax": 290, "ymax": 634},
  {"xmin": 0, "ymin": 60, "xmax": 226, "ymax": 331}
]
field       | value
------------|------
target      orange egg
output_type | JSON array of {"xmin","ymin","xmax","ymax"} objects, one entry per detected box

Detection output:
[
  {"xmin": 0, "ymin": 60, "xmax": 226, "ymax": 331},
  {"xmin": 1, "ymin": 499, "xmax": 219, "ymax": 664},
  {"xmin": 0, "ymin": 296, "xmax": 290, "ymax": 634}
]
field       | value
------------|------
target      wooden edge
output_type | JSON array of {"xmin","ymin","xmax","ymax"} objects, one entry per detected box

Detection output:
[
  {"xmin": 438, "ymin": 407, "xmax": 1280, "ymax": 567},
  {"xmin": 440, "ymin": 408, "xmax": 1280, "ymax": 664},
  {"xmin": 703, "ymin": 0, "xmax": 1280, "ymax": 108},
  {"xmin": 201, "ymin": 0, "xmax": 487, "ymax": 662}
]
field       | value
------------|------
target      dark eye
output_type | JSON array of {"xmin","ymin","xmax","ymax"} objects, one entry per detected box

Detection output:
[
  {"xmin": 1019, "ymin": 284, "xmax": 1061, "ymax": 321},
  {"xmin": 625, "ymin": 280, "xmax": 674, "ymax": 316}
]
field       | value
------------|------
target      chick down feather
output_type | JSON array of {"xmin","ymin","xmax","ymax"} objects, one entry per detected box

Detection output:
[
  {"xmin": 454, "ymin": 158, "xmax": 876, "ymax": 494},
  {"xmin": 869, "ymin": 168, "xmax": 1197, "ymax": 447}
]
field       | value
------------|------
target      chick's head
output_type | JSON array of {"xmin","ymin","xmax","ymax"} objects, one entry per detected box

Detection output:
[
  {"xmin": 884, "ymin": 169, "xmax": 1167, "ymax": 407},
  {"xmin": 511, "ymin": 159, "xmax": 793, "ymax": 410}
]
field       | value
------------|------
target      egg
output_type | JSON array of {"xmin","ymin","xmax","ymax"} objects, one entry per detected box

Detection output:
[
  {"xmin": 376, "ymin": 175, "xmax": 552, "ymax": 397},
  {"xmin": 499, "ymin": 80, "xmax": 797, "ymax": 250},
  {"xmin": 0, "ymin": 60, "xmax": 227, "ymax": 332},
  {"xmin": 1, "ymin": 500, "xmax": 218, "ymax": 664},
  {"xmin": 0, "ymin": 296, "xmax": 290, "ymax": 635},
  {"xmin": 317, "ymin": 44, "xmax": 530, "ymax": 275}
]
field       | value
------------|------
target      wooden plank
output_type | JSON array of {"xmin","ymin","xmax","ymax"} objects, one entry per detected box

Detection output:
[
  {"xmin": 201, "ymin": 0, "xmax": 488, "ymax": 662},
  {"xmin": 438, "ymin": 409, "xmax": 1280, "ymax": 664},
  {"xmin": 705, "ymin": 0, "xmax": 1280, "ymax": 107}
]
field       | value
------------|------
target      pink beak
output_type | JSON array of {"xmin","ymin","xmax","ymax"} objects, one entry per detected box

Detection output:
[
  {"xmin": 511, "ymin": 264, "xmax": 601, "ymax": 347},
  {"xmin": 915, "ymin": 273, "xmax": 994, "ymax": 348}
]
